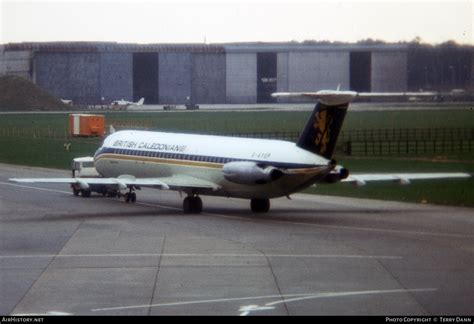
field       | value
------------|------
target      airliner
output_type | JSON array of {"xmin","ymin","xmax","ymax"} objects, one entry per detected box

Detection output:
[{"xmin": 10, "ymin": 91, "xmax": 470, "ymax": 213}]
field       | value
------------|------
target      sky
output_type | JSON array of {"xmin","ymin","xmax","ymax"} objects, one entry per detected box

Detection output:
[{"xmin": 1, "ymin": 0, "xmax": 472, "ymax": 45}]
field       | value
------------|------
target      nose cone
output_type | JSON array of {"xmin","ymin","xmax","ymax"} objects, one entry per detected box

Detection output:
[{"xmin": 93, "ymin": 146, "xmax": 103, "ymax": 160}]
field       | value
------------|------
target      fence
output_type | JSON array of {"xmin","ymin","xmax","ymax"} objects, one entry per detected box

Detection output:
[
  {"xmin": 342, "ymin": 139, "xmax": 474, "ymax": 156},
  {"xmin": 1, "ymin": 126, "xmax": 473, "ymax": 156},
  {"xmin": 338, "ymin": 128, "xmax": 474, "ymax": 156},
  {"xmin": 339, "ymin": 128, "xmax": 474, "ymax": 142},
  {"xmin": 221, "ymin": 128, "xmax": 474, "ymax": 156},
  {"xmin": 0, "ymin": 127, "xmax": 69, "ymax": 140}
]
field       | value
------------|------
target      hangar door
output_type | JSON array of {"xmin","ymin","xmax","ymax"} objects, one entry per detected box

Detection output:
[
  {"xmin": 257, "ymin": 52, "xmax": 277, "ymax": 103},
  {"xmin": 350, "ymin": 51, "xmax": 371, "ymax": 92},
  {"xmin": 133, "ymin": 53, "xmax": 159, "ymax": 104}
]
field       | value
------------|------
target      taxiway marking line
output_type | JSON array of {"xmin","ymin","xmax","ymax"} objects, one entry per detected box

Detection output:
[
  {"xmin": 239, "ymin": 288, "xmax": 438, "ymax": 316},
  {"xmin": 12, "ymin": 311, "xmax": 73, "ymax": 316},
  {"xmin": 260, "ymin": 217, "xmax": 474, "ymax": 239},
  {"xmin": 0, "ymin": 181, "xmax": 72, "ymax": 195},
  {"xmin": 131, "ymin": 198, "xmax": 474, "ymax": 239},
  {"xmin": 135, "ymin": 201, "xmax": 182, "ymax": 211},
  {"xmin": 0, "ymin": 253, "xmax": 402, "ymax": 259},
  {"xmin": 91, "ymin": 288, "xmax": 437, "ymax": 312},
  {"xmin": 139, "ymin": 201, "xmax": 474, "ymax": 239},
  {"xmin": 1, "ymin": 181, "xmax": 472, "ymax": 239}
]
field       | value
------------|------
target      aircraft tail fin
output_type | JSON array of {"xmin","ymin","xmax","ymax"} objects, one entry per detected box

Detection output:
[
  {"xmin": 136, "ymin": 98, "xmax": 145, "ymax": 105},
  {"xmin": 296, "ymin": 102, "xmax": 348, "ymax": 159},
  {"xmin": 272, "ymin": 90, "xmax": 354, "ymax": 159}
]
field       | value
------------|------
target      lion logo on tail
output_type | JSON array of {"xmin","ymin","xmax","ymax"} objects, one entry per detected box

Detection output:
[{"xmin": 313, "ymin": 109, "xmax": 332, "ymax": 154}]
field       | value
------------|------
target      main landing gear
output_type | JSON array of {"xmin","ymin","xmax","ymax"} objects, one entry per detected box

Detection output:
[
  {"xmin": 250, "ymin": 198, "xmax": 270, "ymax": 213},
  {"xmin": 183, "ymin": 195, "xmax": 203, "ymax": 214},
  {"xmin": 182, "ymin": 196, "xmax": 270, "ymax": 214},
  {"xmin": 124, "ymin": 187, "xmax": 137, "ymax": 203},
  {"xmin": 124, "ymin": 191, "xmax": 137, "ymax": 203}
]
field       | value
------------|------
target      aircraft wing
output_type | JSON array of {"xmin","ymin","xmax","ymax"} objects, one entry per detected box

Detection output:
[
  {"xmin": 150, "ymin": 175, "xmax": 221, "ymax": 191},
  {"xmin": 9, "ymin": 174, "xmax": 221, "ymax": 191},
  {"xmin": 341, "ymin": 173, "xmax": 471, "ymax": 186}
]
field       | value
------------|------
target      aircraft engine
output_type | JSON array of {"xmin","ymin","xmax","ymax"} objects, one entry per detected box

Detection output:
[
  {"xmin": 222, "ymin": 161, "xmax": 284, "ymax": 185},
  {"xmin": 322, "ymin": 167, "xmax": 349, "ymax": 183}
]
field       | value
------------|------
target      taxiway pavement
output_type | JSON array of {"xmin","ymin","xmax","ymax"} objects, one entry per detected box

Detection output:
[{"xmin": 0, "ymin": 163, "xmax": 472, "ymax": 316}]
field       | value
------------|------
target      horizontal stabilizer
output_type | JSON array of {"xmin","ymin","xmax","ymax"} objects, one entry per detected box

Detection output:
[
  {"xmin": 272, "ymin": 90, "xmax": 357, "ymax": 106},
  {"xmin": 272, "ymin": 90, "xmax": 438, "ymax": 106},
  {"xmin": 357, "ymin": 92, "xmax": 438, "ymax": 98}
]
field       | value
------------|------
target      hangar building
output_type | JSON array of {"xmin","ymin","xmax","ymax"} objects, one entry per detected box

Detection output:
[{"xmin": 0, "ymin": 42, "xmax": 472, "ymax": 105}]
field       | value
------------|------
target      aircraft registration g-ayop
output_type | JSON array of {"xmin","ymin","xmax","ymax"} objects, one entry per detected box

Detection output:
[{"xmin": 10, "ymin": 91, "xmax": 470, "ymax": 213}]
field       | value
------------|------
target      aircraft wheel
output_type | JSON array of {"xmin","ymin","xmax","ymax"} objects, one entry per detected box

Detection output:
[
  {"xmin": 192, "ymin": 196, "xmax": 202, "ymax": 214},
  {"xmin": 124, "ymin": 191, "xmax": 137, "ymax": 203},
  {"xmin": 250, "ymin": 198, "xmax": 270, "ymax": 213},
  {"xmin": 183, "ymin": 196, "xmax": 202, "ymax": 214},
  {"xmin": 73, "ymin": 188, "xmax": 80, "ymax": 196},
  {"xmin": 183, "ymin": 197, "xmax": 192, "ymax": 214}
]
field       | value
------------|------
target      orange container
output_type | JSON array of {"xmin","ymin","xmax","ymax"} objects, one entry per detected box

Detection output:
[{"xmin": 69, "ymin": 114, "xmax": 105, "ymax": 137}]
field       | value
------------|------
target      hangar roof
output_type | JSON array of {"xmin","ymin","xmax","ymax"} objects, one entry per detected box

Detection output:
[
  {"xmin": 2, "ymin": 42, "xmax": 226, "ymax": 53},
  {"xmin": 2, "ymin": 42, "xmax": 472, "ymax": 54},
  {"xmin": 221, "ymin": 42, "xmax": 409, "ymax": 53}
]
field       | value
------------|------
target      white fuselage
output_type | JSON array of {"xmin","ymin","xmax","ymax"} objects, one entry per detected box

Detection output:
[{"xmin": 94, "ymin": 130, "xmax": 331, "ymax": 199}]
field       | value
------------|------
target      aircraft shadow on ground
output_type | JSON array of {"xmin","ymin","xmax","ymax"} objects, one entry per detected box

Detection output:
[
  {"xmin": 5, "ymin": 196, "xmax": 423, "ymax": 228},
  {"xmin": 203, "ymin": 206, "xmax": 422, "ymax": 226}
]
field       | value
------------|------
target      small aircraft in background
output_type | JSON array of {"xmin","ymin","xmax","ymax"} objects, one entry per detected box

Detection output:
[
  {"xmin": 10, "ymin": 90, "xmax": 470, "ymax": 214},
  {"xmin": 110, "ymin": 97, "xmax": 145, "ymax": 108},
  {"xmin": 60, "ymin": 99, "xmax": 73, "ymax": 105}
]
